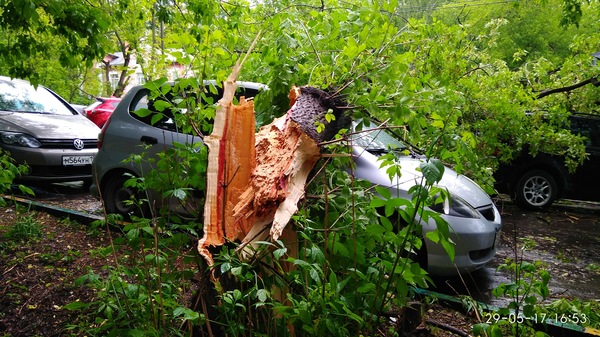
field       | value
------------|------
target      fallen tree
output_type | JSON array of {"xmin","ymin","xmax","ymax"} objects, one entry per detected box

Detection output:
[{"xmin": 197, "ymin": 68, "xmax": 350, "ymax": 267}]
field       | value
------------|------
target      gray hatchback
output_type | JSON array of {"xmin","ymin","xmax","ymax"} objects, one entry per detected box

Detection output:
[{"xmin": 90, "ymin": 81, "xmax": 267, "ymax": 217}]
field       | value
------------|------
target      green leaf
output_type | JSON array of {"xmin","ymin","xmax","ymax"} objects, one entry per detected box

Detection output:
[
  {"xmin": 420, "ymin": 159, "xmax": 445, "ymax": 184},
  {"xmin": 375, "ymin": 186, "xmax": 392, "ymax": 199},
  {"xmin": 256, "ymin": 289, "xmax": 268, "ymax": 302},
  {"xmin": 273, "ymin": 247, "xmax": 287, "ymax": 260},
  {"xmin": 357, "ymin": 283, "xmax": 375, "ymax": 293},
  {"xmin": 441, "ymin": 239, "xmax": 456, "ymax": 262},
  {"xmin": 171, "ymin": 188, "xmax": 187, "ymax": 200},
  {"xmin": 133, "ymin": 108, "xmax": 153, "ymax": 118},
  {"xmin": 370, "ymin": 198, "xmax": 387, "ymax": 208},
  {"xmin": 426, "ymin": 231, "xmax": 440, "ymax": 243},
  {"xmin": 63, "ymin": 301, "xmax": 89, "ymax": 310},
  {"xmin": 18, "ymin": 184, "xmax": 34, "ymax": 196},
  {"xmin": 151, "ymin": 113, "xmax": 165, "ymax": 125}
]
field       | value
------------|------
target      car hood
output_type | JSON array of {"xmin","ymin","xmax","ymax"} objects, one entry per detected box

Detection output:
[
  {"xmin": 0, "ymin": 112, "xmax": 100, "ymax": 139},
  {"xmin": 353, "ymin": 146, "xmax": 493, "ymax": 209}
]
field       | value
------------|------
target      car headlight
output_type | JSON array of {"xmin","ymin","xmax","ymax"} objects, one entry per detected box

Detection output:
[
  {"xmin": 429, "ymin": 194, "xmax": 480, "ymax": 219},
  {"xmin": 0, "ymin": 132, "xmax": 42, "ymax": 148}
]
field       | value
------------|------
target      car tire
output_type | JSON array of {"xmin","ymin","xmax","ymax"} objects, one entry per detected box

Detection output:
[
  {"xmin": 103, "ymin": 173, "xmax": 150, "ymax": 219},
  {"xmin": 514, "ymin": 169, "xmax": 558, "ymax": 210}
]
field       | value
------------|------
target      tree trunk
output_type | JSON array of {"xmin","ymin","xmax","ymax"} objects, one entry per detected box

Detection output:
[{"xmin": 198, "ymin": 81, "xmax": 350, "ymax": 265}]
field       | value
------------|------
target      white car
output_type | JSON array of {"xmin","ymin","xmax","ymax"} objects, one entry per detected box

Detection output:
[{"xmin": 0, "ymin": 76, "xmax": 100, "ymax": 183}]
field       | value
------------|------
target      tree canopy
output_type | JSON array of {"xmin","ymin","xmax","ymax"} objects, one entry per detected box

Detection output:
[{"xmin": 1, "ymin": 0, "xmax": 598, "ymax": 191}]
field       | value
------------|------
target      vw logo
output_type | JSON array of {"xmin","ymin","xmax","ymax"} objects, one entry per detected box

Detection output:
[{"xmin": 73, "ymin": 139, "xmax": 85, "ymax": 150}]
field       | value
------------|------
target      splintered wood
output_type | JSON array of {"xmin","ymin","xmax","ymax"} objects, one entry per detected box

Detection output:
[{"xmin": 198, "ymin": 81, "xmax": 348, "ymax": 265}]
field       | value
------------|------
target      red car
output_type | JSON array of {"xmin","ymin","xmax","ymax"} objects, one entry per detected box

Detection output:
[{"xmin": 83, "ymin": 97, "xmax": 121, "ymax": 127}]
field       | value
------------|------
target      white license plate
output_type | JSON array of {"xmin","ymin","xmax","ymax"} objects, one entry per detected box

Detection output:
[{"xmin": 62, "ymin": 155, "xmax": 94, "ymax": 166}]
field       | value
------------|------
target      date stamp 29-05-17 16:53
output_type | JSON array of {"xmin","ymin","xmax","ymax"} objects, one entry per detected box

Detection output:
[{"xmin": 483, "ymin": 312, "xmax": 589, "ymax": 325}]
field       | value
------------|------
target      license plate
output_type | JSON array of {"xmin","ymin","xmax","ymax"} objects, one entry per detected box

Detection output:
[{"xmin": 62, "ymin": 155, "xmax": 94, "ymax": 166}]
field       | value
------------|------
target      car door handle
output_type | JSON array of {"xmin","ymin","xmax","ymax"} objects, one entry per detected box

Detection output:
[{"xmin": 141, "ymin": 135, "xmax": 158, "ymax": 145}]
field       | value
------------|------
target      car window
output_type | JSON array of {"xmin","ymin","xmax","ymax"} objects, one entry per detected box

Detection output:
[
  {"xmin": 571, "ymin": 116, "xmax": 600, "ymax": 148},
  {"xmin": 0, "ymin": 78, "xmax": 74, "ymax": 115},
  {"xmin": 128, "ymin": 88, "xmax": 187, "ymax": 133},
  {"xmin": 129, "ymin": 84, "xmax": 262, "ymax": 134},
  {"xmin": 352, "ymin": 121, "xmax": 407, "ymax": 152}
]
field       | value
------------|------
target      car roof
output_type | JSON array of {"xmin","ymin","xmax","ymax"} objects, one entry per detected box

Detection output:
[{"xmin": 127, "ymin": 80, "xmax": 269, "ymax": 92}]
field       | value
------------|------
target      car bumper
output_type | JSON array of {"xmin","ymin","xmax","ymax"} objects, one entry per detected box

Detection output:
[
  {"xmin": 424, "ymin": 204, "xmax": 502, "ymax": 276},
  {"xmin": 3, "ymin": 146, "xmax": 97, "ymax": 182}
]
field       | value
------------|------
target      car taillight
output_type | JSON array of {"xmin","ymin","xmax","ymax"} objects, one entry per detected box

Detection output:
[{"xmin": 98, "ymin": 117, "xmax": 112, "ymax": 149}]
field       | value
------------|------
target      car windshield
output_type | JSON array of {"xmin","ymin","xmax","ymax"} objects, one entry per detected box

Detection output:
[
  {"xmin": 352, "ymin": 121, "xmax": 408, "ymax": 153},
  {"xmin": 0, "ymin": 78, "xmax": 74, "ymax": 115}
]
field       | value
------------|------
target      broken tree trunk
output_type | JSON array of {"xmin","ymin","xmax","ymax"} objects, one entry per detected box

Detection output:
[
  {"xmin": 197, "ymin": 64, "xmax": 257, "ymax": 266},
  {"xmin": 198, "ymin": 80, "xmax": 350, "ymax": 265}
]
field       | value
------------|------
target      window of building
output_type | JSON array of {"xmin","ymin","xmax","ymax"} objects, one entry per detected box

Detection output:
[{"xmin": 109, "ymin": 73, "xmax": 120, "ymax": 90}]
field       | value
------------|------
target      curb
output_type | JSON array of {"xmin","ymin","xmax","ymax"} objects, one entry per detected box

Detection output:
[{"xmin": 3, "ymin": 195, "xmax": 104, "ymax": 225}]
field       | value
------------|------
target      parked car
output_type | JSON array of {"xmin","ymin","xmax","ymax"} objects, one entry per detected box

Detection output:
[
  {"xmin": 91, "ymin": 81, "xmax": 502, "ymax": 276},
  {"xmin": 352, "ymin": 121, "xmax": 502, "ymax": 276},
  {"xmin": 494, "ymin": 113, "xmax": 600, "ymax": 210},
  {"xmin": 90, "ymin": 81, "xmax": 268, "ymax": 217},
  {"xmin": 83, "ymin": 97, "xmax": 121, "ymax": 127},
  {"xmin": 70, "ymin": 103, "xmax": 87, "ymax": 115},
  {"xmin": 0, "ymin": 76, "xmax": 100, "ymax": 183}
]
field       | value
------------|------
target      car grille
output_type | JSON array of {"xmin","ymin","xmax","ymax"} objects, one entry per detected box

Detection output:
[
  {"xmin": 38, "ymin": 139, "xmax": 97, "ymax": 150},
  {"xmin": 477, "ymin": 204, "xmax": 496, "ymax": 222},
  {"xmin": 27, "ymin": 165, "xmax": 92, "ymax": 178}
]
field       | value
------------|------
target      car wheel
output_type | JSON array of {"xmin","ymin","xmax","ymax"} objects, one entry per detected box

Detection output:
[
  {"xmin": 103, "ymin": 173, "xmax": 150, "ymax": 219},
  {"xmin": 515, "ymin": 169, "xmax": 557, "ymax": 210}
]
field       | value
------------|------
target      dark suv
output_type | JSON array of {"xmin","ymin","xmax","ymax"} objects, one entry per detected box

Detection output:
[{"xmin": 494, "ymin": 113, "xmax": 600, "ymax": 209}]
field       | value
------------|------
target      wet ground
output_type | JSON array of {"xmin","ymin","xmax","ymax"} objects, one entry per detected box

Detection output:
[
  {"xmin": 13, "ymin": 182, "xmax": 600, "ymax": 309},
  {"xmin": 431, "ymin": 197, "xmax": 600, "ymax": 308}
]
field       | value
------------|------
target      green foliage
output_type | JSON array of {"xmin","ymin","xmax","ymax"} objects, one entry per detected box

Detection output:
[
  {"xmin": 201, "ymin": 136, "xmax": 456, "ymax": 336},
  {"xmin": 10, "ymin": 0, "xmax": 596, "ymax": 335},
  {"xmin": 0, "ymin": 0, "xmax": 110, "ymax": 83},
  {"xmin": 65, "ymin": 218, "xmax": 202, "ymax": 336},
  {"xmin": 544, "ymin": 298, "xmax": 600, "ymax": 329},
  {"xmin": 0, "ymin": 149, "xmax": 30, "ymax": 206},
  {"xmin": 4, "ymin": 212, "xmax": 44, "ymax": 242},
  {"xmin": 474, "ymin": 258, "xmax": 551, "ymax": 336},
  {"xmin": 3, "ymin": 0, "xmax": 598, "ymax": 195}
]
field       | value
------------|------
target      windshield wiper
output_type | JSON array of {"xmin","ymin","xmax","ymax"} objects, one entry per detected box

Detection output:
[
  {"xmin": 18, "ymin": 110, "xmax": 52, "ymax": 114},
  {"xmin": 366, "ymin": 148, "xmax": 389, "ymax": 155}
]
